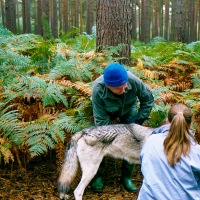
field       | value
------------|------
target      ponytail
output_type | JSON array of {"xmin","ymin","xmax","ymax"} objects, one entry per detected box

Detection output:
[{"xmin": 163, "ymin": 104, "xmax": 194, "ymax": 167}]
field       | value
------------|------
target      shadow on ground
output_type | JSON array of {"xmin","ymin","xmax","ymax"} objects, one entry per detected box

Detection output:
[{"xmin": 0, "ymin": 156, "xmax": 143, "ymax": 200}]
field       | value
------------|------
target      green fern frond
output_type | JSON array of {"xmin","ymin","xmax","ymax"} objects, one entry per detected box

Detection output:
[
  {"xmin": 50, "ymin": 51, "xmax": 95, "ymax": 82},
  {"xmin": 75, "ymin": 98, "xmax": 93, "ymax": 117},
  {"xmin": 42, "ymin": 13, "xmax": 54, "ymax": 40},
  {"xmin": 0, "ymin": 49, "xmax": 32, "ymax": 85},
  {"xmin": 72, "ymin": 34, "xmax": 96, "ymax": 51},
  {"xmin": 3, "ymin": 76, "xmax": 68, "ymax": 108},
  {"xmin": 28, "ymin": 41, "xmax": 53, "ymax": 74},
  {"xmin": 146, "ymin": 103, "xmax": 170, "ymax": 128},
  {"xmin": 23, "ymin": 119, "xmax": 66, "ymax": 156},
  {"xmin": 0, "ymin": 103, "xmax": 23, "ymax": 145},
  {"xmin": 0, "ymin": 24, "xmax": 13, "ymax": 38},
  {"xmin": 152, "ymin": 86, "xmax": 171, "ymax": 101},
  {"xmin": 191, "ymin": 70, "xmax": 200, "ymax": 88},
  {"xmin": 0, "ymin": 139, "xmax": 14, "ymax": 164},
  {"xmin": 141, "ymin": 55, "xmax": 161, "ymax": 67}
]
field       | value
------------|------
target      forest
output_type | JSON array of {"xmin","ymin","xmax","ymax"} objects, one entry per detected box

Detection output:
[{"xmin": 0, "ymin": 0, "xmax": 200, "ymax": 200}]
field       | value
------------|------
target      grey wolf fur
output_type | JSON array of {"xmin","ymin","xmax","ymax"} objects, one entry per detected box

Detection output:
[{"xmin": 58, "ymin": 123, "xmax": 154, "ymax": 200}]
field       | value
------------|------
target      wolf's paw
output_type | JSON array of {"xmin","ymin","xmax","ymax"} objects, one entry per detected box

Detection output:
[{"xmin": 60, "ymin": 192, "xmax": 70, "ymax": 200}]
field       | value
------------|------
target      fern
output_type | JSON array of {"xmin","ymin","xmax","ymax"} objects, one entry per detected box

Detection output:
[
  {"xmin": 28, "ymin": 40, "xmax": 53, "ymax": 74},
  {"xmin": 0, "ymin": 24, "xmax": 13, "ymax": 39},
  {"xmin": 0, "ymin": 103, "xmax": 23, "ymax": 144},
  {"xmin": 3, "ymin": 76, "xmax": 68, "ymax": 108},
  {"xmin": 23, "ymin": 118, "xmax": 66, "ymax": 156},
  {"xmin": 50, "ymin": 50, "xmax": 96, "ymax": 82},
  {"xmin": 146, "ymin": 102, "xmax": 170, "ymax": 128},
  {"xmin": 42, "ymin": 13, "xmax": 54, "ymax": 40},
  {"xmin": 0, "ymin": 103, "xmax": 23, "ymax": 163},
  {"xmin": 0, "ymin": 138, "xmax": 14, "ymax": 164},
  {"xmin": 191, "ymin": 70, "xmax": 200, "ymax": 88}
]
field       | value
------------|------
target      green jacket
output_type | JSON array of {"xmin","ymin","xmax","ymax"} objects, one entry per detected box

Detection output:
[{"xmin": 92, "ymin": 71, "xmax": 154, "ymax": 126}]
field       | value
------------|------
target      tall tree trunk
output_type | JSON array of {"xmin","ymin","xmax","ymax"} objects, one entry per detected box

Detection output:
[
  {"xmin": 0, "ymin": 0, "xmax": 5, "ymax": 26},
  {"xmin": 42, "ymin": 0, "xmax": 49, "ymax": 21},
  {"xmin": 198, "ymin": 0, "xmax": 200, "ymax": 40},
  {"xmin": 155, "ymin": 0, "xmax": 159, "ymax": 37},
  {"xmin": 152, "ymin": 1, "xmax": 156, "ymax": 38},
  {"xmin": 5, "ymin": 0, "xmax": 16, "ymax": 33},
  {"xmin": 164, "ymin": 0, "xmax": 169, "ymax": 40},
  {"xmin": 96, "ymin": 0, "xmax": 132, "ymax": 65},
  {"xmin": 22, "ymin": 0, "xmax": 31, "ymax": 33},
  {"xmin": 131, "ymin": 0, "xmax": 137, "ymax": 40},
  {"xmin": 16, "ymin": 0, "xmax": 20, "ymax": 33},
  {"xmin": 74, "ymin": 0, "xmax": 79, "ymax": 28},
  {"xmin": 80, "ymin": 0, "xmax": 83, "ymax": 33},
  {"xmin": 63, "ymin": 0, "xmax": 69, "ymax": 32},
  {"xmin": 33, "ymin": 0, "xmax": 37, "ymax": 33},
  {"xmin": 159, "ymin": 0, "xmax": 163, "ymax": 37},
  {"xmin": 171, "ymin": 0, "xmax": 186, "ymax": 42},
  {"xmin": 86, "ymin": 0, "xmax": 94, "ymax": 34},
  {"xmin": 138, "ymin": 0, "xmax": 141, "ymax": 39},
  {"xmin": 36, "ymin": 0, "xmax": 43, "ymax": 35},
  {"xmin": 58, "ymin": 0, "xmax": 62, "ymax": 34},
  {"xmin": 140, "ymin": 0, "xmax": 151, "ymax": 43},
  {"xmin": 189, "ymin": 0, "xmax": 197, "ymax": 42},
  {"xmin": 52, "ymin": 0, "xmax": 58, "ymax": 38}
]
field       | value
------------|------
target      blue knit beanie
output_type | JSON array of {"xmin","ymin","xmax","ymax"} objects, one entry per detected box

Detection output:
[{"xmin": 103, "ymin": 63, "xmax": 128, "ymax": 87}]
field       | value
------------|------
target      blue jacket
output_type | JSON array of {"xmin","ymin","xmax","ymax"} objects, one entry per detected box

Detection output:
[{"xmin": 138, "ymin": 124, "xmax": 200, "ymax": 200}]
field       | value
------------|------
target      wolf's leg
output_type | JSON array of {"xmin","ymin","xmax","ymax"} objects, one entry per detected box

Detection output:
[{"xmin": 74, "ymin": 154, "xmax": 103, "ymax": 200}]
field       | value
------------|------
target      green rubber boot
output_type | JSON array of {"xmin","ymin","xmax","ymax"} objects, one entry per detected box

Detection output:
[
  {"xmin": 91, "ymin": 176, "xmax": 104, "ymax": 192},
  {"xmin": 90, "ymin": 162, "xmax": 104, "ymax": 192},
  {"xmin": 121, "ymin": 160, "xmax": 137, "ymax": 192}
]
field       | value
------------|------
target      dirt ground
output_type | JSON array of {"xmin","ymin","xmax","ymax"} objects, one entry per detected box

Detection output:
[{"xmin": 0, "ymin": 155, "xmax": 143, "ymax": 200}]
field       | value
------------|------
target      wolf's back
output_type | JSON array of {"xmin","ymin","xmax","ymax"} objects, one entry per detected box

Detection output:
[{"xmin": 58, "ymin": 131, "xmax": 83, "ymax": 196}]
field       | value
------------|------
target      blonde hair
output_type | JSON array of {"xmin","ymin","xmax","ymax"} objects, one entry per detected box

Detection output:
[{"xmin": 164, "ymin": 104, "xmax": 194, "ymax": 167}]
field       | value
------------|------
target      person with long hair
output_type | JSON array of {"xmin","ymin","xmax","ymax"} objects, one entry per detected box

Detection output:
[{"xmin": 138, "ymin": 103, "xmax": 200, "ymax": 200}]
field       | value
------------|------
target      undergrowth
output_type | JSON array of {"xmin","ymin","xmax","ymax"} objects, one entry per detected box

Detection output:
[{"xmin": 0, "ymin": 25, "xmax": 199, "ymax": 169}]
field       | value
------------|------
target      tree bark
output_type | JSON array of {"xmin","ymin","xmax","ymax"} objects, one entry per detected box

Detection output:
[
  {"xmin": 63, "ymin": 0, "xmax": 69, "ymax": 32},
  {"xmin": 86, "ymin": 0, "xmax": 94, "ymax": 34},
  {"xmin": 140, "ymin": 0, "xmax": 151, "ymax": 43},
  {"xmin": 171, "ymin": 0, "xmax": 186, "ymax": 42},
  {"xmin": 0, "ymin": 0, "xmax": 5, "ymax": 26},
  {"xmin": 22, "ymin": 0, "xmax": 31, "ymax": 33},
  {"xmin": 96, "ymin": 0, "xmax": 132, "ymax": 65},
  {"xmin": 52, "ymin": 0, "xmax": 58, "ymax": 38},
  {"xmin": 164, "ymin": 0, "xmax": 169, "ymax": 40},
  {"xmin": 5, "ymin": 0, "xmax": 16, "ymax": 33},
  {"xmin": 36, "ymin": 0, "xmax": 43, "ymax": 35},
  {"xmin": 131, "ymin": 0, "xmax": 137, "ymax": 40}
]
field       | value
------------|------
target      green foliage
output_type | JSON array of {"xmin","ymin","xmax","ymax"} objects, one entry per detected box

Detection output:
[
  {"xmin": 0, "ymin": 24, "xmax": 13, "ymax": 39},
  {"xmin": 42, "ymin": 13, "xmax": 54, "ymax": 40},
  {"xmin": 23, "ymin": 119, "xmax": 66, "ymax": 156},
  {"xmin": 146, "ymin": 103, "xmax": 170, "ymax": 128},
  {"xmin": 1, "ymin": 26, "xmax": 200, "ymax": 165},
  {"xmin": 28, "ymin": 40, "xmax": 53, "ymax": 74},
  {"xmin": 0, "ymin": 103, "xmax": 22, "ymax": 144},
  {"xmin": 50, "ymin": 49, "xmax": 98, "ymax": 82},
  {"xmin": 0, "ymin": 49, "xmax": 32, "ymax": 86},
  {"xmin": 71, "ymin": 34, "xmax": 96, "ymax": 51},
  {"xmin": 3, "ymin": 76, "xmax": 68, "ymax": 108},
  {"xmin": 0, "ymin": 103, "xmax": 23, "ymax": 163},
  {"xmin": 131, "ymin": 40, "xmax": 199, "ymax": 66}
]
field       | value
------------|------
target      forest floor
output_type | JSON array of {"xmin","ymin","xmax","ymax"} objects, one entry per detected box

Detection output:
[{"xmin": 0, "ymin": 155, "xmax": 143, "ymax": 200}]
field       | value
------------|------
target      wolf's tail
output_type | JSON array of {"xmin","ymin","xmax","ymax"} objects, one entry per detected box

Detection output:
[{"xmin": 58, "ymin": 131, "xmax": 83, "ymax": 196}]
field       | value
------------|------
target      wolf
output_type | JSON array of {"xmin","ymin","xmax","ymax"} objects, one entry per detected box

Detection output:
[{"xmin": 58, "ymin": 123, "xmax": 154, "ymax": 200}]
